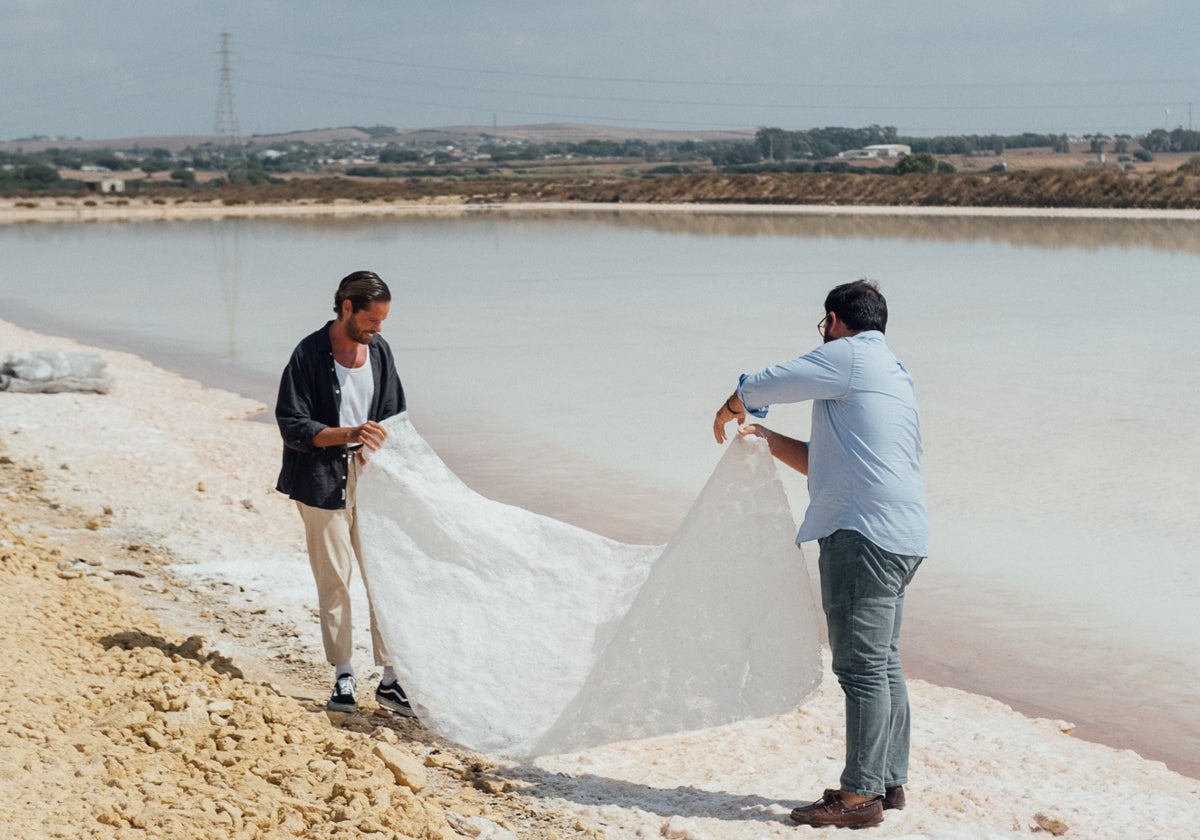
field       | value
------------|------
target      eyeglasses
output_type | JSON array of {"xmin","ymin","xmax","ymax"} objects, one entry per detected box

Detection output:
[{"xmin": 817, "ymin": 315, "xmax": 830, "ymax": 338}]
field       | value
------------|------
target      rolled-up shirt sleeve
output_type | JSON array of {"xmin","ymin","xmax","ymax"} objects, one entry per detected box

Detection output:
[
  {"xmin": 275, "ymin": 344, "xmax": 328, "ymax": 453},
  {"xmin": 736, "ymin": 373, "xmax": 769, "ymax": 418},
  {"xmin": 737, "ymin": 342, "xmax": 853, "ymax": 417}
]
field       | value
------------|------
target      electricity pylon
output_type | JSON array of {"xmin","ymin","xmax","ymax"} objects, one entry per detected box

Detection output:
[{"xmin": 214, "ymin": 31, "xmax": 245, "ymax": 179}]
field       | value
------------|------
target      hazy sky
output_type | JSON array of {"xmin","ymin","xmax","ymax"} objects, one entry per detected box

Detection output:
[{"xmin": 4, "ymin": 1, "xmax": 1198, "ymax": 141}]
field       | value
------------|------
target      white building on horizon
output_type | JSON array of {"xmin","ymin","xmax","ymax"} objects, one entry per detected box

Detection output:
[{"xmin": 837, "ymin": 144, "xmax": 911, "ymax": 159}]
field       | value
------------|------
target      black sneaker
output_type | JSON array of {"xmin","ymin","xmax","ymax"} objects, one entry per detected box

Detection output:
[
  {"xmin": 327, "ymin": 673, "xmax": 357, "ymax": 712},
  {"xmin": 375, "ymin": 679, "xmax": 416, "ymax": 717}
]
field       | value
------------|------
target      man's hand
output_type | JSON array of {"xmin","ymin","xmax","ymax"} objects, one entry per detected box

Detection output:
[
  {"xmin": 352, "ymin": 420, "xmax": 388, "ymax": 450},
  {"xmin": 739, "ymin": 423, "xmax": 810, "ymax": 475},
  {"xmin": 737, "ymin": 423, "xmax": 769, "ymax": 441},
  {"xmin": 312, "ymin": 420, "xmax": 391, "ymax": 451},
  {"xmin": 713, "ymin": 393, "xmax": 746, "ymax": 444}
]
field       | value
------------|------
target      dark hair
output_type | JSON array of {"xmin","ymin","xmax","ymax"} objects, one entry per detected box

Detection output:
[
  {"xmin": 824, "ymin": 279, "xmax": 887, "ymax": 333},
  {"xmin": 333, "ymin": 270, "xmax": 391, "ymax": 315}
]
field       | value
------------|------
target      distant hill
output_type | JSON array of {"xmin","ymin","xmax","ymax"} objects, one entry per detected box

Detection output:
[
  {"xmin": 0, "ymin": 134, "xmax": 222, "ymax": 154},
  {"xmin": 0, "ymin": 123, "xmax": 754, "ymax": 154},
  {"xmin": 394, "ymin": 123, "xmax": 754, "ymax": 144},
  {"xmin": 0, "ymin": 128, "xmax": 373, "ymax": 154}
]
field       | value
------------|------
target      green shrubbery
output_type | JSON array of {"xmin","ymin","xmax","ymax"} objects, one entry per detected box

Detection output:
[
  {"xmin": 895, "ymin": 153, "xmax": 956, "ymax": 175},
  {"xmin": 0, "ymin": 163, "xmax": 62, "ymax": 190}
]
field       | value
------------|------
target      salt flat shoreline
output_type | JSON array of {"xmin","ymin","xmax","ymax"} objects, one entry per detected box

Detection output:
[
  {"xmin": 5, "ymin": 194, "xmax": 1200, "ymax": 224},
  {"xmin": 3, "ymin": 318, "xmax": 1200, "ymax": 838}
]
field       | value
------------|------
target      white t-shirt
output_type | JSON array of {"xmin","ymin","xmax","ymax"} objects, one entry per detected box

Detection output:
[{"xmin": 335, "ymin": 354, "xmax": 374, "ymax": 428}]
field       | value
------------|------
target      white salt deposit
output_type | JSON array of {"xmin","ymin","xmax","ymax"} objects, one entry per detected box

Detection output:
[
  {"xmin": 358, "ymin": 414, "xmax": 822, "ymax": 756},
  {"xmin": 0, "ymin": 349, "xmax": 111, "ymax": 393}
]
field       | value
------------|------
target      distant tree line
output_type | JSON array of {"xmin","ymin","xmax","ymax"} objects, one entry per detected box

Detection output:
[
  {"xmin": 705, "ymin": 127, "xmax": 1094, "ymax": 169},
  {"xmin": 0, "ymin": 145, "xmax": 277, "ymax": 190},
  {"xmin": 1140, "ymin": 128, "xmax": 1200, "ymax": 153},
  {"xmin": 906, "ymin": 132, "xmax": 1069, "ymax": 155},
  {"xmin": 750, "ymin": 125, "xmax": 900, "ymax": 161},
  {"xmin": 749, "ymin": 126, "xmax": 1077, "ymax": 160},
  {"xmin": 0, "ymin": 161, "xmax": 64, "ymax": 190},
  {"xmin": 455, "ymin": 127, "xmax": 1081, "ymax": 169},
  {"xmin": 5, "ymin": 124, "xmax": 1200, "ymax": 195},
  {"xmin": 474, "ymin": 138, "xmax": 715, "ymax": 164}
]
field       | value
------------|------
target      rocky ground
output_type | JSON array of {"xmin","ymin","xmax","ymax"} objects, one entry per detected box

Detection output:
[{"xmin": 0, "ymin": 448, "xmax": 601, "ymax": 839}]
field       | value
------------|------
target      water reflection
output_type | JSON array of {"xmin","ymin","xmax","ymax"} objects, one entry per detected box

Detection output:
[
  {"xmin": 211, "ymin": 221, "xmax": 243, "ymax": 364},
  {"xmin": 492, "ymin": 208, "xmax": 1200, "ymax": 254},
  {"xmin": 178, "ymin": 207, "xmax": 1200, "ymax": 255}
]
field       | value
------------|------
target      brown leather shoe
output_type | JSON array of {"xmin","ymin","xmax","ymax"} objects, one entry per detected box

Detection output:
[
  {"xmin": 790, "ymin": 791, "xmax": 884, "ymax": 828},
  {"xmin": 883, "ymin": 785, "xmax": 905, "ymax": 810},
  {"xmin": 818, "ymin": 785, "xmax": 906, "ymax": 811}
]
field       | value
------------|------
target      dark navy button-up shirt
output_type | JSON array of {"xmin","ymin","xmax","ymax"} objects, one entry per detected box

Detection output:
[{"xmin": 275, "ymin": 320, "xmax": 406, "ymax": 509}]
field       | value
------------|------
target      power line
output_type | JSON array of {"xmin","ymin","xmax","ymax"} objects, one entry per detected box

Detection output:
[
  {"xmin": 229, "ymin": 43, "xmax": 1197, "ymax": 137},
  {"xmin": 233, "ymin": 57, "xmax": 1190, "ymax": 115},
  {"xmin": 240, "ymin": 42, "xmax": 1199, "ymax": 94}
]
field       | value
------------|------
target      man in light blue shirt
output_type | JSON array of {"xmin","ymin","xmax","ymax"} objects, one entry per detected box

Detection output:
[{"xmin": 713, "ymin": 279, "xmax": 928, "ymax": 830}]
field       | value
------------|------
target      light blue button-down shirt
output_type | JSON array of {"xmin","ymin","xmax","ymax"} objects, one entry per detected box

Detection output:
[{"xmin": 737, "ymin": 331, "xmax": 929, "ymax": 557}]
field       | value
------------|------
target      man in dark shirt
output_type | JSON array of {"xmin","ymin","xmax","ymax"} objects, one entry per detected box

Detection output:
[{"xmin": 276, "ymin": 270, "xmax": 413, "ymax": 716}]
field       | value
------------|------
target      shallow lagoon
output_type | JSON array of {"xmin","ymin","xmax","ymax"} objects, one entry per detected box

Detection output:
[{"xmin": 2, "ymin": 208, "xmax": 1198, "ymax": 776}]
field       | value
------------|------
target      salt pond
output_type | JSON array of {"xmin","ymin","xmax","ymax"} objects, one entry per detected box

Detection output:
[{"xmin": 2, "ymin": 207, "xmax": 1197, "ymax": 777}]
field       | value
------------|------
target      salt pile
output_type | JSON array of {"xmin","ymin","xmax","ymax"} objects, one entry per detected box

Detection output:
[
  {"xmin": 358, "ymin": 414, "xmax": 822, "ymax": 756},
  {"xmin": 0, "ymin": 349, "xmax": 112, "ymax": 393}
]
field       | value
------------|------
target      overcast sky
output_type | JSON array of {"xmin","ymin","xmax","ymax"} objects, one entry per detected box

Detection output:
[{"xmin": 4, "ymin": 1, "xmax": 1198, "ymax": 141}]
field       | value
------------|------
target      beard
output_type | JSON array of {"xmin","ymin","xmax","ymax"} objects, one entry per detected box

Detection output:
[{"xmin": 345, "ymin": 318, "xmax": 376, "ymax": 344}]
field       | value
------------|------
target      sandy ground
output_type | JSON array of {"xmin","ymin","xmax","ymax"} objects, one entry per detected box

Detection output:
[
  {"xmin": 3, "ymin": 232, "xmax": 1200, "ymax": 837},
  {"xmin": 0, "ymin": 330, "xmax": 592, "ymax": 840},
  {"xmin": 0, "ymin": 481, "xmax": 577, "ymax": 840}
]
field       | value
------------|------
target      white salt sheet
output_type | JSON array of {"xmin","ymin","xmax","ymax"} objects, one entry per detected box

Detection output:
[{"xmin": 358, "ymin": 414, "xmax": 821, "ymax": 757}]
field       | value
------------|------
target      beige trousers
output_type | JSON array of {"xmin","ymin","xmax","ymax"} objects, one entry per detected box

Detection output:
[{"xmin": 296, "ymin": 455, "xmax": 390, "ymax": 667}]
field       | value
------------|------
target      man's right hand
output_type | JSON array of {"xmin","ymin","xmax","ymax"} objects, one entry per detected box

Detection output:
[
  {"xmin": 713, "ymin": 393, "xmax": 746, "ymax": 444},
  {"xmin": 352, "ymin": 420, "xmax": 388, "ymax": 450}
]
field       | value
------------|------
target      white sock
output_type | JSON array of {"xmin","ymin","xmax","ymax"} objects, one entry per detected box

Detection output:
[
  {"xmin": 381, "ymin": 665, "xmax": 397, "ymax": 684},
  {"xmin": 335, "ymin": 663, "xmax": 354, "ymax": 679}
]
